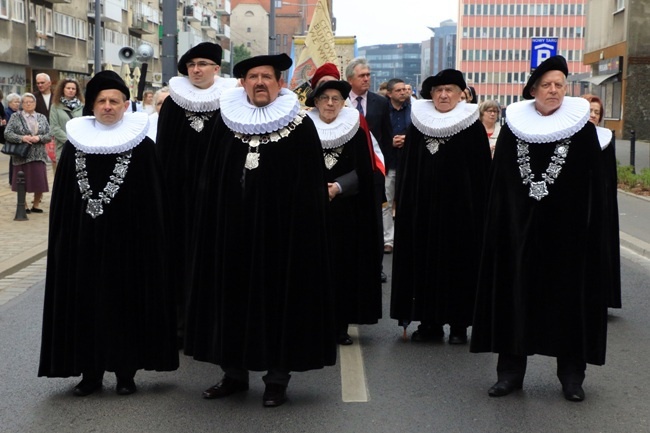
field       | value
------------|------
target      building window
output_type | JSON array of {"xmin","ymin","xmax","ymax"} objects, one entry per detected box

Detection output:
[
  {"xmin": 12, "ymin": 0, "xmax": 25, "ymax": 22},
  {"xmin": 246, "ymin": 42, "xmax": 251, "ymax": 47},
  {"xmin": 0, "ymin": 0, "xmax": 8, "ymax": 19},
  {"xmin": 615, "ymin": 0, "xmax": 625, "ymax": 11},
  {"xmin": 247, "ymin": 27, "xmax": 251, "ymax": 32}
]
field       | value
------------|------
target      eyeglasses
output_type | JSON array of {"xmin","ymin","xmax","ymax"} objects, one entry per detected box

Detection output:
[
  {"xmin": 316, "ymin": 95, "xmax": 344, "ymax": 103},
  {"xmin": 186, "ymin": 61, "xmax": 217, "ymax": 69},
  {"xmin": 485, "ymin": 109, "xmax": 499, "ymax": 113}
]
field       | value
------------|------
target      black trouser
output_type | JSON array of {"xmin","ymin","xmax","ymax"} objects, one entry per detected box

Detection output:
[{"xmin": 496, "ymin": 353, "xmax": 586, "ymax": 385}]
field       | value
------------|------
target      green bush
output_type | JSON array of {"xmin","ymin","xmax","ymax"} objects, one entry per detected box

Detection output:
[
  {"xmin": 638, "ymin": 168, "xmax": 650, "ymax": 189},
  {"xmin": 617, "ymin": 165, "xmax": 637, "ymax": 188}
]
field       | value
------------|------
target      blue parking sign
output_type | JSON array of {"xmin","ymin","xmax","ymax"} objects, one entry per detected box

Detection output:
[{"xmin": 531, "ymin": 38, "xmax": 558, "ymax": 70}]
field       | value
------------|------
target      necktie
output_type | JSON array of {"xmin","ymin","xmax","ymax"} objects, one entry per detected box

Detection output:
[{"xmin": 355, "ymin": 96, "xmax": 364, "ymax": 116}]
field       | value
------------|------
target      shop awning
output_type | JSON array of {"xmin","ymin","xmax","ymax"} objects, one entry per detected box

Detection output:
[{"xmin": 580, "ymin": 73, "xmax": 619, "ymax": 86}]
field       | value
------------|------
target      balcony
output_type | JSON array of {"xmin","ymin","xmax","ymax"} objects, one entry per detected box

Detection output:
[
  {"xmin": 130, "ymin": 14, "xmax": 155, "ymax": 35},
  {"xmin": 212, "ymin": 0, "xmax": 230, "ymax": 15},
  {"xmin": 88, "ymin": 0, "xmax": 123, "ymax": 23},
  {"xmin": 183, "ymin": 4, "xmax": 202, "ymax": 22},
  {"xmin": 44, "ymin": 0, "xmax": 72, "ymax": 4}
]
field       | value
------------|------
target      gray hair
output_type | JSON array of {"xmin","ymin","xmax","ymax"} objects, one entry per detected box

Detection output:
[
  {"xmin": 6, "ymin": 93, "xmax": 21, "ymax": 104},
  {"xmin": 21, "ymin": 92, "xmax": 36, "ymax": 103},
  {"xmin": 345, "ymin": 57, "xmax": 370, "ymax": 80},
  {"xmin": 479, "ymin": 99, "xmax": 501, "ymax": 116},
  {"xmin": 153, "ymin": 86, "xmax": 169, "ymax": 106},
  {"xmin": 35, "ymin": 72, "xmax": 51, "ymax": 82}
]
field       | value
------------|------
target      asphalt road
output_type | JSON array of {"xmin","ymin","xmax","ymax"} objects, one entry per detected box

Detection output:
[{"xmin": 1, "ymin": 248, "xmax": 650, "ymax": 433}]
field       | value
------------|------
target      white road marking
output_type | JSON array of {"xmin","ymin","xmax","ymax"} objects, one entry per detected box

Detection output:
[{"xmin": 339, "ymin": 326, "xmax": 369, "ymax": 402}]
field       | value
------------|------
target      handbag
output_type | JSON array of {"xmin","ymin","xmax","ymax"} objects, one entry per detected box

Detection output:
[{"xmin": 1, "ymin": 142, "xmax": 30, "ymax": 158}]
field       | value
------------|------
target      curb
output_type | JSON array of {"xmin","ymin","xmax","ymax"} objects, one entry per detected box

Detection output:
[
  {"xmin": 620, "ymin": 231, "xmax": 650, "ymax": 261},
  {"xmin": 0, "ymin": 241, "xmax": 48, "ymax": 279}
]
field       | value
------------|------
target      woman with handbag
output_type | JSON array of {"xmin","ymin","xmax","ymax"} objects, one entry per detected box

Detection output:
[
  {"xmin": 49, "ymin": 78, "xmax": 84, "ymax": 167},
  {"xmin": 3, "ymin": 93, "xmax": 51, "ymax": 213}
]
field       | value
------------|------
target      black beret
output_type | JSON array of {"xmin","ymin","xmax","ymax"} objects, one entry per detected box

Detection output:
[
  {"xmin": 233, "ymin": 54, "xmax": 293, "ymax": 79},
  {"xmin": 305, "ymin": 80, "xmax": 352, "ymax": 107},
  {"xmin": 83, "ymin": 70, "xmax": 130, "ymax": 116},
  {"xmin": 522, "ymin": 55, "xmax": 568, "ymax": 100},
  {"xmin": 178, "ymin": 42, "xmax": 223, "ymax": 75},
  {"xmin": 420, "ymin": 69, "xmax": 467, "ymax": 100}
]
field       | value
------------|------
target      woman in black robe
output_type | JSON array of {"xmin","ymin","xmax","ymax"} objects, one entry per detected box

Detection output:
[{"xmin": 306, "ymin": 79, "xmax": 382, "ymax": 345}]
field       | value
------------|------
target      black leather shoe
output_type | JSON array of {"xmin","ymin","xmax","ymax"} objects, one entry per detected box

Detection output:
[
  {"xmin": 263, "ymin": 383, "xmax": 288, "ymax": 407},
  {"xmin": 72, "ymin": 378, "xmax": 103, "ymax": 397},
  {"xmin": 411, "ymin": 326, "xmax": 444, "ymax": 342},
  {"xmin": 488, "ymin": 379, "xmax": 523, "ymax": 397},
  {"xmin": 30, "ymin": 207, "xmax": 44, "ymax": 213},
  {"xmin": 116, "ymin": 378, "xmax": 137, "ymax": 395},
  {"xmin": 202, "ymin": 377, "xmax": 249, "ymax": 399},
  {"xmin": 381, "ymin": 272, "xmax": 388, "ymax": 283},
  {"xmin": 562, "ymin": 383, "xmax": 585, "ymax": 402},
  {"xmin": 338, "ymin": 333, "xmax": 353, "ymax": 345},
  {"xmin": 25, "ymin": 208, "xmax": 31, "ymax": 214}
]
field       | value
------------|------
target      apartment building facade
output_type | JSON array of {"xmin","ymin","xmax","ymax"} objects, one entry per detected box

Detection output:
[
  {"xmin": 457, "ymin": 0, "xmax": 590, "ymax": 108},
  {"xmin": 0, "ymin": 0, "xmax": 231, "ymax": 96}
]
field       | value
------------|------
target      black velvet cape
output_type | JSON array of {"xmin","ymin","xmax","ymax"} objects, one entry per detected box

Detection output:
[
  {"xmin": 326, "ymin": 128, "xmax": 382, "ymax": 325},
  {"xmin": 390, "ymin": 120, "xmax": 491, "ymax": 327},
  {"xmin": 39, "ymin": 139, "xmax": 178, "ymax": 377},
  {"xmin": 155, "ymin": 98, "xmax": 220, "ymax": 304},
  {"xmin": 470, "ymin": 122, "xmax": 610, "ymax": 366},
  {"xmin": 602, "ymin": 135, "xmax": 622, "ymax": 308},
  {"xmin": 184, "ymin": 115, "xmax": 337, "ymax": 372}
]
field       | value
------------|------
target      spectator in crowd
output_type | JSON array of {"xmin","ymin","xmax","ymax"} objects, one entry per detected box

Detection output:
[
  {"xmin": 471, "ymin": 56, "xmax": 612, "ymax": 402},
  {"xmin": 479, "ymin": 99, "xmax": 501, "ymax": 157},
  {"xmin": 384, "ymin": 78, "xmax": 411, "ymax": 254},
  {"xmin": 49, "ymin": 78, "xmax": 85, "ymax": 164},
  {"xmin": 3, "ymin": 92, "xmax": 21, "ymax": 184},
  {"xmin": 3, "ymin": 93, "xmax": 51, "ymax": 213},
  {"xmin": 146, "ymin": 86, "xmax": 169, "ymax": 142},
  {"xmin": 346, "ymin": 57, "xmax": 392, "ymax": 283},
  {"xmin": 38, "ymin": 70, "xmax": 178, "ymax": 397},
  {"xmin": 141, "ymin": 89, "xmax": 155, "ymax": 114}
]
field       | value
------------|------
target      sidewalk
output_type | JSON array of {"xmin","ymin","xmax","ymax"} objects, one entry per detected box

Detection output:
[{"xmin": 0, "ymin": 153, "xmax": 52, "ymax": 281}]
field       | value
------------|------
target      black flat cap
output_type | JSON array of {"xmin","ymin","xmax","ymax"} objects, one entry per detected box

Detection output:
[
  {"xmin": 178, "ymin": 42, "xmax": 223, "ymax": 75},
  {"xmin": 83, "ymin": 70, "xmax": 130, "ymax": 116},
  {"xmin": 522, "ymin": 55, "xmax": 568, "ymax": 100},
  {"xmin": 233, "ymin": 54, "xmax": 293, "ymax": 79},
  {"xmin": 305, "ymin": 80, "xmax": 352, "ymax": 107},
  {"xmin": 420, "ymin": 69, "xmax": 467, "ymax": 100}
]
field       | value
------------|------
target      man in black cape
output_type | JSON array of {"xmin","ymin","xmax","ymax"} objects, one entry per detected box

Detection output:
[
  {"xmin": 390, "ymin": 69, "xmax": 491, "ymax": 344},
  {"xmin": 470, "ymin": 56, "xmax": 611, "ymax": 402},
  {"xmin": 184, "ymin": 54, "xmax": 336, "ymax": 407},
  {"xmin": 155, "ymin": 42, "xmax": 237, "ymax": 347},
  {"xmin": 38, "ymin": 70, "xmax": 178, "ymax": 396}
]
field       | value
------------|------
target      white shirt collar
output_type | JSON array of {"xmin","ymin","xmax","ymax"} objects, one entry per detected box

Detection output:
[
  {"xmin": 505, "ymin": 97, "xmax": 590, "ymax": 143},
  {"xmin": 220, "ymin": 87, "xmax": 302, "ymax": 135},
  {"xmin": 410, "ymin": 100, "xmax": 479, "ymax": 138},
  {"xmin": 306, "ymin": 107, "xmax": 360, "ymax": 149},
  {"xmin": 169, "ymin": 76, "xmax": 238, "ymax": 112},
  {"xmin": 66, "ymin": 112, "xmax": 149, "ymax": 154}
]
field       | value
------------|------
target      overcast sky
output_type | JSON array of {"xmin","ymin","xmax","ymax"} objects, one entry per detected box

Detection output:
[{"xmin": 332, "ymin": 0, "xmax": 459, "ymax": 47}]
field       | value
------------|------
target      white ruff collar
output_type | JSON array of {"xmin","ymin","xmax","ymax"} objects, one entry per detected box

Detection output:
[
  {"xmin": 596, "ymin": 126, "xmax": 612, "ymax": 150},
  {"xmin": 220, "ymin": 87, "xmax": 301, "ymax": 135},
  {"xmin": 66, "ymin": 112, "xmax": 149, "ymax": 154},
  {"xmin": 506, "ymin": 97, "xmax": 590, "ymax": 143},
  {"xmin": 306, "ymin": 107, "xmax": 360, "ymax": 149},
  {"xmin": 411, "ymin": 100, "xmax": 479, "ymax": 138},
  {"xmin": 169, "ymin": 76, "xmax": 238, "ymax": 112}
]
